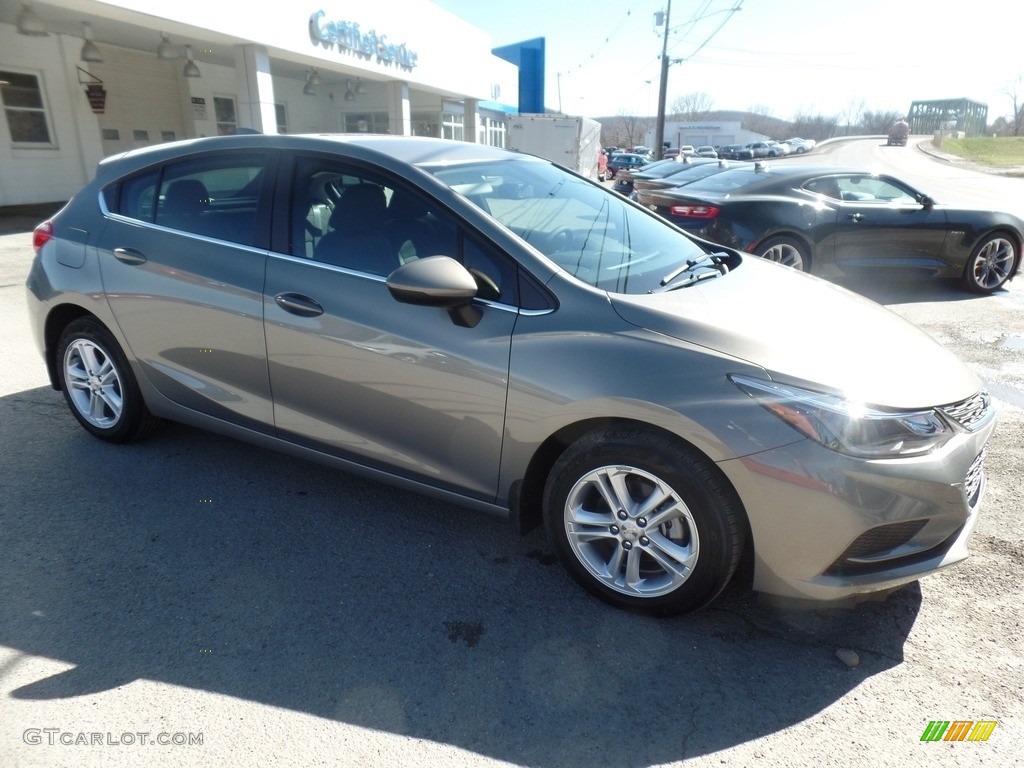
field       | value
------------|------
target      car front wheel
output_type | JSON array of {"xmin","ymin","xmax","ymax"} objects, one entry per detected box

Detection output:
[
  {"xmin": 543, "ymin": 428, "xmax": 744, "ymax": 615},
  {"xmin": 57, "ymin": 317, "xmax": 161, "ymax": 443},
  {"xmin": 961, "ymin": 233, "xmax": 1017, "ymax": 293}
]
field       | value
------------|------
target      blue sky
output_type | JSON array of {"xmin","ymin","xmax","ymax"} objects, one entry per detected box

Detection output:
[{"xmin": 433, "ymin": 0, "xmax": 1023, "ymax": 123}]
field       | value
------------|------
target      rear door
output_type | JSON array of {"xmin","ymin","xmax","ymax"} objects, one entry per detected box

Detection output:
[{"xmin": 96, "ymin": 150, "xmax": 276, "ymax": 430}]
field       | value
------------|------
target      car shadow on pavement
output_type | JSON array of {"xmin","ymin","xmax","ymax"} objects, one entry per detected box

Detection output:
[
  {"xmin": 0, "ymin": 386, "xmax": 922, "ymax": 766},
  {"xmin": 834, "ymin": 274, "xmax": 999, "ymax": 305}
]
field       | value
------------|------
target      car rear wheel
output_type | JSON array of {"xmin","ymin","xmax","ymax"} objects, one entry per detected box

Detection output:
[
  {"xmin": 961, "ymin": 233, "xmax": 1017, "ymax": 293},
  {"xmin": 543, "ymin": 427, "xmax": 743, "ymax": 615},
  {"xmin": 756, "ymin": 236, "xmax": 809, "ymax": 272},
  {"xmin": 57, "ymin": 318, "xmax": 161, "ymax": 443}
]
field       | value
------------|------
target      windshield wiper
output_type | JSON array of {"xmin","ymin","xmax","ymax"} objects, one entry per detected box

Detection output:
[{"xmin": 658, "ymin": 251, "xmax": 731, "ymax": 288}]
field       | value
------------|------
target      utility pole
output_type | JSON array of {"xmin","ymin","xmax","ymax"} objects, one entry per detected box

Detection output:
[{"xmin": 653, "ymin": 0, "xmax": 672, "ymax": 158}]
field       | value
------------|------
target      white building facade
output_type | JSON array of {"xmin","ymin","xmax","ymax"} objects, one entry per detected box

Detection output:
[
  {"xmin": 0, "ymin": 0, "xmax": 520, "ymax": 205},
  {"xmin": 646, "ymin": 121, "xmax": 768, "ymax": 151}
]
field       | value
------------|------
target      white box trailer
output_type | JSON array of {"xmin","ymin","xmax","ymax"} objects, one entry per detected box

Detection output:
[{"xmin": 505, "ymin": 114, "xmax": 604, "ymax": 179}]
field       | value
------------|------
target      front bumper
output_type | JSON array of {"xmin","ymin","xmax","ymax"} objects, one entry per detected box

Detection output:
[{"xmin": 718, "ymin": 413, "xmax": 995, "ymax": 603}]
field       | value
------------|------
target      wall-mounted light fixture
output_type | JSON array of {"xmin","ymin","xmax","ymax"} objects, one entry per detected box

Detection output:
[
  {"xmin": 80, "ymin": 22, "xmax": 103, "ymax": 63},
  {"xmin": 182, "ymin": 46, "xmax": 201, "ymax": 78},
  {"xmin": 303, "ymin": 70, "xmax": 317, "ymax": 95},
  {"xmin": 157, "ymin": 33, "xmax": 178, "ymax": 59},
  {"xmin": 16, "ymin": 4, "xmax": 48, "ymax": 36},
  {"xmin": 308, "ymin": 68, "xmax": 323, "ymax": 86},
  {"xmin": 344, "ymin": 80, "xmax": 356, "ymax": 102},
  {"xmin": 355, "ymin": 78, "xmax": 367, "ymax": 95}
]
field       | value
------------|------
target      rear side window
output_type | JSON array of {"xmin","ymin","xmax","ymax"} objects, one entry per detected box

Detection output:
[{"xmin": 107, "ymin": 152, "xmax": 268, "ymax": 246}]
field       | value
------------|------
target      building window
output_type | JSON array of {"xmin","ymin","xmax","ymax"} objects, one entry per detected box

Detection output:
[
  {"xmin": 214, "ymin": 96, "xmax": 237, "ymax": 135},
  {"xmin": 484, "ymin": 118, "xmax": 506, "ymax": 148},
  {"xmin": 0, "ymin": 70, "xmax": 53, "ymax": 145},
  {"xmin": 343, "ymin": 112, "xmax": 388, "ymax": 133},
  {"xmin": 133, "ymin": 129, "xmax": 149, "ymax": 142},
  {"xmin": 161, "ymin": 130, "xmax": 176, "ymax": 142},
  {"xmin": 275, "ymin": 103, "xmax": 287, "ymax": 134},
  {"xmin": 441, "ymin": 112, "xmax": 464, "ymax": 141},
  {"xmin": 102, "ymin": 128, "xmax": 120, "ymax": 141},
  {"xmin": 412, "ymin": 113, "xmax": 438, "ymax": 137}
]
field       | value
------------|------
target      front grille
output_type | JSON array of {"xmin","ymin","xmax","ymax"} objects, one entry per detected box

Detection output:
[
  {"xmin": 940, "ymin": 391, "xmax": 992, "ymax": 431},
  {"xmin": 964, "ymin": 448, "xmax": 986, "ymax": 508}
]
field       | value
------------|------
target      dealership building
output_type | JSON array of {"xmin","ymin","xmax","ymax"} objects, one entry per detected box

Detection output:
[{"xmin": 0, "ymin": 1, "xmax": 530, "ymax": 206}]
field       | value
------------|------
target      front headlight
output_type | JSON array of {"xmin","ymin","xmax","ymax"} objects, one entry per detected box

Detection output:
[{"xmin": 730, "ymin": 375, "xmax": 954, "ymax": 458}]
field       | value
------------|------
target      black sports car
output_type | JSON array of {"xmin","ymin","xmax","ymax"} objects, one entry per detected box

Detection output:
[
  {"xmin": 636, "ymin": 164, "xmax": 1022, "ymax": 293},
  {"xmin": 610, "ymin": 158, "xmax": 677, "ymax": 195},
  {"xmin": 630, "ymin": 158, "xmax": 747, "ymax": 199}
]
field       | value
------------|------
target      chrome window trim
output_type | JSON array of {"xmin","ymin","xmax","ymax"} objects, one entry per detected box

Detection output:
[
  {"xmin": 100, "ymin": 210, "xmax": 271, "ymax": 257},
  {"xmin": 266, "ymin": 250, "xmax": 539, "ymax": 315}
]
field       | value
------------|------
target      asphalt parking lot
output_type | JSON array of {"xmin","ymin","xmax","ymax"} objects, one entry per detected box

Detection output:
[{"xmin": 0, "ymin": 184, "xmax": 1021, "ymax": 767}]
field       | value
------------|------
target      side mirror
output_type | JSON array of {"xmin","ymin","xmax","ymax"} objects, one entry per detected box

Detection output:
[
  {"xmin": 386, "ymin": 256, "xmax": 482, "ymax": 327},
  {"xmin": 918, "ymin": 194, "xmax": 935, "ymax": 208}
]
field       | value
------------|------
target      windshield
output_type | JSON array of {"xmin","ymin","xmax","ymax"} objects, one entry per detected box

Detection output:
[{"xmin": 427, "ymin": 158, "xmax": 712, "ymax": 294}]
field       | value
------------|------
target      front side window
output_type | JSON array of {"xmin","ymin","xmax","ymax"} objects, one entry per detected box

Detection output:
[
  {"xmin": 291, "ymin": 156, "xmax": 518, "ymax": 304},
  {"xmin": 0, "ymin": 70, "xmax": 52, "ymax": 145},
  {"xmin": 835, "ymin": 176, "xmax": 918, "ymax": 204},
  {"xmin": 427, "ymin": 157, "xmax": 710, "ymax": 295}
]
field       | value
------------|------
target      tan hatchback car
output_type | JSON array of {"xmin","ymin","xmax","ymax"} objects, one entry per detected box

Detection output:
[{"xmin": 26, "ymin": 134, "xmax": 996, "ymax": 615}]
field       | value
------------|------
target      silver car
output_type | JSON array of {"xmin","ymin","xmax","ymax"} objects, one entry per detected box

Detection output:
[{"xmin": 25, "ymin": 134, "xmax": 996, "ymax": 615}]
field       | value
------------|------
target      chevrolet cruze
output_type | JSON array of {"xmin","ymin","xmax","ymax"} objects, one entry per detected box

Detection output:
[{"xmin": 26, "ymin": 134, "xmax": 996, "ymax": 615}]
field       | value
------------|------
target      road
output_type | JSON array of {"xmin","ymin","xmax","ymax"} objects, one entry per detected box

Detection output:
[{"xmin": 1, "ymin": 140, "xmax": 1022, "ymax": 767}]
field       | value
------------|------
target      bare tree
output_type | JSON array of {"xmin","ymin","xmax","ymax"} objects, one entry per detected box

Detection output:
[
  {"xmin": 1002, "ymin": 75, "xmax": 1024, "ymax": 136},
  {"xmin": 790, "ymin": 111, "xmax": 840, "ymax": 142},
  {"xmin": 859, "ymin": 110, "xmax": 904, "ymax": 135},
  {"xmin": 669, "ymin": 92, "xmax": 714, "ymax": 122},
  {"xmin": 743, "ymin": 104, "xmax": 777, "ymax": 137},
  {"xmin": 613, "ymin": 110, "xmax": 650, "ymax": 149},
  {"xmin": 840, "ymin": 99, "xmax": 867, "ymax": 136},
  {"xmin": 990, "ymin": 115, "xmax": 1010, "ymax": 137}
]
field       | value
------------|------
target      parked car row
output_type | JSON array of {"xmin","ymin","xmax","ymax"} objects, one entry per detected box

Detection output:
[
  {"xmin": 635, "ymin": 162, "xmax": 1022, "ymax": 294},
  {"xmin": 603, "ymin": 139, "xmax": 815, "ymax": 165},
  {"xmin": 25, "ymin": 133, "xmax": 1000, "ymax": 616}
]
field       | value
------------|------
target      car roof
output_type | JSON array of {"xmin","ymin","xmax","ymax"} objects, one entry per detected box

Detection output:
[
  {"xmin": 95, "ymin": 133, "xmax": 523, "ymax": 180},
  {"xmin": 651, "ymin": 164, "xmax": 868, "ymax": 199}
]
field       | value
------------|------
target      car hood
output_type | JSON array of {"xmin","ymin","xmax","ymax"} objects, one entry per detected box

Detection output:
[{"xmin": 609, "ymin": 256, "xmax": 981, "ymax": 409}]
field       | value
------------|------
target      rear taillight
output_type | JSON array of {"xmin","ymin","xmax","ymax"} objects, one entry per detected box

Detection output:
[
  {"xmin": 668, "ymin": 204, "xmax": 719, "ymax": 219},
  {"xmin": 33, "ymin": 220, "xmax": 54, "ymax": 252}
]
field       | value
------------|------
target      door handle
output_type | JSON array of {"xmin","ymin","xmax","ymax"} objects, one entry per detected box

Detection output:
[
  {"xmin": 274, "ymin": 292, "xmax": 324, "ymax": 317},
  {"xmin": 113, "ymin": 247, "xmax": 147, "ymax": 264},
  {"xmin": 846, "ymin": 213, "xmax": 865, "ymax": 222}
]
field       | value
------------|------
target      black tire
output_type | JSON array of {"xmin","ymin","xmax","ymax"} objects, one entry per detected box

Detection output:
[
  {"xmin": 960, "ymin": 233, "xmax": 1017, "ymax": 294},
  {"xmin": 756, "ymin": 235, "xmax": 810, "ymax": 272},
  {"xmin": 56, "ymin": 317, "xmax": 162, "ymax": 443},
  {"xmin": 543, "ymin": 427, "xmax": 744, "ymax": 615}
]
